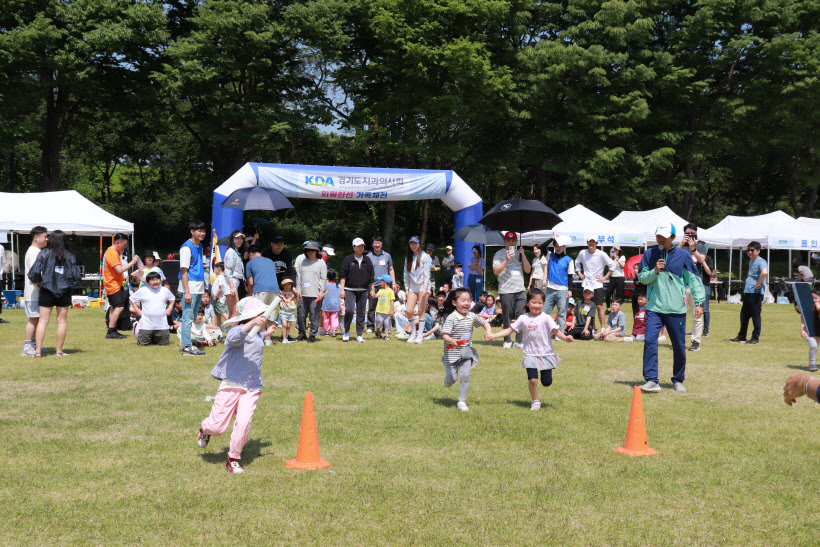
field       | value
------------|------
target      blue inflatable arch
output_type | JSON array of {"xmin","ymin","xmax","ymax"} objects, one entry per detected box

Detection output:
[{"xmin": 212, "ymin": 163, "xmax": 484, "ymax": 268}]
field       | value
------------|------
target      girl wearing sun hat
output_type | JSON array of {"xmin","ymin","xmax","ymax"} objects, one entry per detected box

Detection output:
[{"xmin": 196, "ymin": 297, "xmax": 276, "ymax": 474}]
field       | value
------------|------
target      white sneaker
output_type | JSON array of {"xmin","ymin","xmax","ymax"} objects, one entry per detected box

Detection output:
[
  {"xmin": 356, "ymin": 336, "xmax": 365, "ymax": 344},
  {"xmin": 20, "ymin": 345, "xmax": 36, "ymax": 357},
  {"xmin": 672, "ymin": 382, "xmax": 686, "ymax": 393},
  {"xmin": 365, "ymin": 328, "xmax": 374, "ymax": 334},
  {"xmin": 395, "ymin": 332, "xmax": 409, "ymax": 339},
  {"xmin": 640, "ymin": 381, "xmax": 661, "ymax": 393},
  {"xmin": 281, "ymin": 339, "xmax": 292, "ymax": 344},
  {"xmin": 658, "ymin": 335, "xmax": 667, "ymax": 342},
  {"xmin": 456, "ymin": 401, "xmax": 469, "ymax": 412},
  {"xmin": 414, "ymin": 335, "xmax": 423, "ymax": 345},
  {"xmin": 502, "ymin": 341, "xmax": 513, "ymax": 349},
  {"xmin": 263, "ymin": 338, "xmax": 273, "ymax": 346},
  {"xmin": 407, "ymin": 334, "xmax": 418, "ymax": 343},
  {"xmin": 512, "ymin": 342, "xmax": 523, "ymax": 349},
  {"xmin": 530, "ymin": 400, "xmax": 541, "ymax": 411},
  {"xmin": 342, "ymin": 333, "xmax": 350, "ymax": 342}
]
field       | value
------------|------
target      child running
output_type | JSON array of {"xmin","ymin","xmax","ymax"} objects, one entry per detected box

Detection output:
[
  {"xmin": 197, "ymin": 297, "xmax": 277, "ymax": 474},
  {"xmin": 485, "ymin": 288, "xmax": 573, "ymax": 411},
  {"xmin": 439, "ymin": 288, "xmax": 493, "ymax": 412}
]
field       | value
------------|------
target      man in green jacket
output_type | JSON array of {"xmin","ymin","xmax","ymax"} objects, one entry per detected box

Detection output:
[{"xmin": 638, "ymin": 223, "xmax": 705, "ymax": 393}]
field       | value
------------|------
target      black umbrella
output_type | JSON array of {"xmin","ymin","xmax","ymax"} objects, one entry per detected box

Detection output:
[
  {"xmin": 453, "ymin": 224, "xmax": 505, "ymax": 246},
  {"xmin": 250, "ymin": 217, "xmax": 271, "ymax": 226},
  {"xmin": 478, "ymin": 198, "xmax": 562, "ymax": 233},
  {"xmin": 221, "ymin": 187, "xmax": 294, "ymax": 212}
]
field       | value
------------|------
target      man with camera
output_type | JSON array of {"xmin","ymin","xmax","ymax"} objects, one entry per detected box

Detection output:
[{"xmin": 678, "ymin": 223, "xmax": 714, "ymax": 350}]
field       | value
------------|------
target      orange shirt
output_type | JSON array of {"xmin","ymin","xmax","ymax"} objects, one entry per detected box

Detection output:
[{"xmin": 103, "ymin": 246, "xmax": 125, "ymax": 294}]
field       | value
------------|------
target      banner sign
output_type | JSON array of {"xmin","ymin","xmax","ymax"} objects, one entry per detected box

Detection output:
[
  {"xmin": 257, "ymin": 165, "xmax": 447, "ymax": 202},
  {"xmin": 769, "ymin": 237, "xmax": 820, "ymax": 249}
]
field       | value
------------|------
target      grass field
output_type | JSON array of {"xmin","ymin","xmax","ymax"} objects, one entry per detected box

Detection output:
[{"xmin": 1, "ymin": 302, "xmax": 818, "ymax": 545}]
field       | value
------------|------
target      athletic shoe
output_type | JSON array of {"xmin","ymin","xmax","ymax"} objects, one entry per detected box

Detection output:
[
  {"xmin": 745, "ymin": 339, "xmax": 759, "ymax": 345},
  {"xmin": 809, "ymin": 365, "xmax": 818, "ymax": 372},
  {"xmin": 20, "ymin": 345, "xmax": 36, "ymax": 357},
  {"xmin": 182, "ymin": 346, "xmax": 206, "ymax": 356},
  {"xmin": 658, "ymin": 335, "xmax": 667, "ymax": 342},
  {"xmin": 729, "ymin": 336, "xmax": 746, "ymax": 343},
  {"xmin": 197, "ymin": 429, "xmax": 210, "ymax": 448},
  {"xmin": 456, "ymin": 401, "xmax": 469, "ymax": 412},
  {"xmin": 672, "ymin": 382, "xmax": 687, "ymax": 393},
  {"xmin": 374, "ymin": 330, "xmax": 382, "ymax": 339},
  {"xmin": 281, "ymin": 339, "xmax": 292, "ymax": 344},
  {"xmin": 512, "ymin": 342, "xmax": 523, "ymax": 349},
  {"xmin": 384, "ymin": 335, "xmax": 390, "ymax": 341},
  {"xmin": 414, "ymin": 335, "xmax": 423, "ymax": 345},
  {"xmin": 407, "ymin": 335, "xmax": 417, "ymax": 343},
  {"xmin": 106, "ymin": 331, "xmax": 127, "ymax": 339},
  {"xmin": 365, "ymin": 328, "xmax": 374, "ymax": 334},
  {"xmin": 640, "ymin": 381, "xmax": 661, "ymax": 393},
  {"xmin": 502, "ymin": 341, "xmax": 513, "ymax": 349},
  {"xmin": 287, "ymin": 336, "xmax": 296, "ymax": 342},
  {"xmin": 263, "ymin": 338, "xmax": 273, "ymax": 346},
  {"xmin": 356, "ymin": 336, "xmax": 365, "ymax": 344},
  {"xmin": 688, "ymin": 342, "xmax": 700, "ymax": 351},
  {"xmin": 703, "ymin": 333, "xmax": 710, "ymax": 337},
  {"xmin": 226, "ymin": 458, "xmax": 244, "ymax": 474},
  {"xmin": 295, "ymin": 335, "xmax": 307, "ymax": 342},
  {"xmin": 342, "ymin": 333, "xmax": 350, "ymax": 342},
  {"xmin": 308, "ymin": 335, "xmax": 316, "ymax": 343},
  {"xmin": 0, "ymin": 317, "xmax": 10, "ymax": 324},
  {"xmin": 530, "ymin": 400, "xmax": 541, "ymax": 411},
  {"xmin": 395, "ymin": 332, "xmax": 409, "ymax": 339}
]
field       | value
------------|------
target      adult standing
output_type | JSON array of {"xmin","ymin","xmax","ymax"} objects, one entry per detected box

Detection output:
[
  {"xmin": 604, "ymin": 245, "xmax": 626, "ymax": 309},
  {"xmin": 543, "ymin": 237, "xmax": 575, "ymax": 332},
  {"xmin": 528, "ymin": 244, "xmax": 548, "ymax": 291},
  {"xmin": 28, "ymin": 230, "xmax": 80, "ymax": 357},
  {"xmin": 295, "ymin": 242, "xmax": 327, "ymax": 343},
  {"xmin": 426, "ymin": 244, "xmax": 441, "ymax": 293},
  {"xmin": 574, "ymin": 238, "xmax": 616, "ymax": 332},
  {"xmin": 492, "ymin": 232, "xmax": 531, "ymax": 349},
  {"xmin": 21, "ymin": 227, "xmax": 49, "ymax": 353},
  {"xmin": 340, "ymin": 237, "xmax": 375, "ymax": 343},
  {"xmin": 441, "ymin": 245, "xmax": 455, "ymax": 288},
  {"xmin": 0, "ymin": 239, "xmax": 7, "ymax": 324},
  {"xmin": 404, "ymin": 236, "xmax": 432, "ymax": 344},
  {"xmin": 730, "ymin": 241, "xmax": 768, "ymax": 345},
  {"xmin": 179, "ymin": 220, "xmax": 208, "ymax": 356},
  {"xmin": 366, "ymin": 236, "xmax": 395, "ymax": 333},
  {"xmin": 678, "ymin": 223, "xmax": 714, "ymax": 351},
  {"xmin": 104, "ymin": 233, "xmax": 139, "ymax": 340},
  {"xmin": 262, "ymin": 235, "xmax": 296, "ymax": 286},
  {"xmin": 223, "ymin": 230, "xmax": 246, "ymax": 318},
  {"xmin": 467, "ymin": 245, "xmax": 485, "ymax": 302},
  {"xmin": 638, "ymin": 223, "xmax": 704, "ymax": 393},
  {"xmin": 245, "ymin": 244, "xmax": 280, "ymax": 345}
]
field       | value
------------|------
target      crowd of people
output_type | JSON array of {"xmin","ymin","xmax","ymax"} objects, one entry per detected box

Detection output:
[{"xmin": 7, "ymin": 219, "xmax": 820, "ymax": 474}]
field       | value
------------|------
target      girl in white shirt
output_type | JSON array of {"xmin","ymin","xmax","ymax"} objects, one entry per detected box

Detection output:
[
  {"xmin": 223, "ymin": 230, "xmax": 245, "ymax": 318},
  {"xmin": 403, "ymin": 236, "xmax": 431, "ymax": 344}
]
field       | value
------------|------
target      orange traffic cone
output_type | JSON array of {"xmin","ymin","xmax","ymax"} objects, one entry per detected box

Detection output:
[
  {"xmin": 616, "ymin": 386, "xmax": 658, "ymax": 456},
  {"xmin": 286, "ymin": 392, "xmax": 331, "ymax": 469}
]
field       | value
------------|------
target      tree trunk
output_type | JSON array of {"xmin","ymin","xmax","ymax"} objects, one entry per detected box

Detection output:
[
  {"xmin": 535, "ymin": 164, "xmax": 548, "ymax": 203},
  {"xmin": 419, "ymin": 200, "xmax": 430, "ymax": 245},
  {"xmin": 382, "ymin": 201, "xmax": 397, "ymax": 253},
  {"xmin": 41, "ymin": 82, "xmax": 66, "ymax": 191}
]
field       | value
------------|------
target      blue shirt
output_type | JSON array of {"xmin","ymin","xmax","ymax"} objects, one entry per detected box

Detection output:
[
  {"xmin": 321, "ymin": 282, "xmax": 341, "ymax": 312},
  {"xmin": 245, "ymin": 256, "xmax": 280, "ymax": 294},
  {"xmin": 366, "ymin": 250, "xmax": 393, "ymax": 283},
  {"xmin": 744, "ymin": 257, "xmax": 768, "ymax": 294}
]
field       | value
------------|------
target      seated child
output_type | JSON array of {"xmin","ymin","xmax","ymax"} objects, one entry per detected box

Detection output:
[
  {"xmin": 278, "ymin": 278, "xmax": 299, "ymax": 343},
  {"xmin": 451, "ymin": 263, "xmax": 465, "ymax": 289},
  {"xmin": 568, "ymin": 288, "xmax": 596, "ymax": 340},
  {"xmin": 595, "ymin": 298, "xmax": 625, "ymax": 342},
  {"xmin": 625, "ymin": 293, "xmax": 647, "ymax": 342},
  {"xmin": 168, "ymin": 298, "xmax": 183, "ymax": 333},
  {"xmin": 201, "ymin": 292, "xmax": 215, "ymax": 324},
  {"xmin": 471, "ymin": 292, "xmax": 488, "ymax": 314},
  {"xmin": 185, "ymin": 307, "xmax": 224, "ymax": 347},
  {"xmin": 129, "ymin": 271, "xmax": 176, "ymax": 346},
  {"xmin": 477, "ymin": 294, "xmax": 498, "ymax": 321},
  {"xmin": 563, "ymin": 297, "xmax": 576, "ymax": 334}
]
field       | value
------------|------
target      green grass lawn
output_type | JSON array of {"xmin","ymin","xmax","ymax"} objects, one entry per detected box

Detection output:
[{"xmin": 0, "ymin": 302, "xmax": 817, "ymax": 545}]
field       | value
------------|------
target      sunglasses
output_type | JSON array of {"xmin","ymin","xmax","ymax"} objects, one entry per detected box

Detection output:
[
  {"xmin": 746, "ymin": 248, "xmax": 758, "ymax": 252},
  {"xmin": 684, "ymin": 232, "xmax": 697, "ymax": 236}
]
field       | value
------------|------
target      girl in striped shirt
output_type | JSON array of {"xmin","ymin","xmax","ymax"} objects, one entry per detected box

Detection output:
[
  {"xmin": 197, "ymin": 297, "xmax": 277, "ymax": 474},
  {"xmin": 440, "ymin": 288, "xmax": 493, "ymax": 412}
]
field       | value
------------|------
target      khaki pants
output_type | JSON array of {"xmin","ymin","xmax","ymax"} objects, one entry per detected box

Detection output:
[
  {"xmin": 686, "ymin": 287, "xmax": 703, "ymax": 343},
  {"xmin": 594, "ymin": 331, "xmax": 623, "ymax": 342}
]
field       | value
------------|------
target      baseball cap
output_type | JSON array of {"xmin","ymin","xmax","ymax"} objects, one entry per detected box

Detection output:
[
  {"xmin": 445, "ymin": 245, "xmax": 452, "ymax": 250},
  {"xmin": 352, "ymin": 237, "xmax": 365, "ymax": 247},
  {"xmin": 426, "ymin": 243, "xmax": 436, "ymax": 251},
  {"xmin": 613, "ymin": 244, "xmax": 621, "ymax": 250},
  {"xmin": 271, "ymin": 235, "xmax": 284, "ymax": 243},
  {"xmin": 567, "ymin": 297, "xmax": 576, "ymax": 306},
  {"xmin": 379, "ymin": 274, "xmax": 393, "ymax": 284},
  {"xmin": 655, "ymin": 223, "xmax": 676, "ymax": 238},
  {"xmin": 409, "ymin": 236, "xmax": 420, "ymax": 243},
  {"xmin": 503, "ymin": 231, "xmax": 517, "ymax": 239},
  {"xmin": 553, "ymin": 235, "xmax": 572, "ymax": 247},
  {"xmin": 323, "ymin": 245, "xmax": 335, "ymax": 256}
]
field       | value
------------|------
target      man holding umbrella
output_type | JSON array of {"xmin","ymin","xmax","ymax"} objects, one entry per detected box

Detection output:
[{"xmin": 492, "ymin": 231, "xmax": 531, "ymax": 349}]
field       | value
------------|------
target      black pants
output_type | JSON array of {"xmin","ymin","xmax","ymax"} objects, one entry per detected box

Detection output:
[
  {"xmin": 738, "ymin": 292, "xmax": 764, "ymax": 340},
  {"xmin": 344, "ymin": 289, "xmax": 369, "ymax": 337},
  {"xmin": 297, "ymin": 296, "xmax": 320, "ymax": 337},
  {"xmin": 499, "ymin": 292, "xmax": 526, "ymax": 344},
  {"xmin": 568, "ymin": 325, "xmax": 594, "ymax": 340},
  {"xmin": 366, "ymin": 295, "xmax": 378, "ymax": 328},
  {"xmin": 526, "ymin": 368, "xmax": 553, "ymax": 386},
  {"xmin": 605, "ymin": 277, "xmax": 625, "ymax": 308}
]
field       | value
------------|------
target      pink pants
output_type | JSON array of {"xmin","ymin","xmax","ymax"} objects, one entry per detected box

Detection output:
[
  {"xmin": 322, "ymin": 311, "xmax": 338, "ymax": 333},
  {"xmin": 201, "ymin": 388, "xmax": 261, "ymax": 460}
]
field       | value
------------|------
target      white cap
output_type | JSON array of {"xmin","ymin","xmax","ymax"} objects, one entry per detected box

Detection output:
[
  {"xmin": 655, "ymin": 223, "xmax": 675, "ymax": 238},
  {"xmin": 352, "ymin": 237, "xmax": 365, "ymax": 247},
  {"xmin": 553, "ymin": 235, "xmax": 572, "ymax": 247},
  {"xmin": 322, "ymin": 246, "xmax": 335, "ymax": 257}
]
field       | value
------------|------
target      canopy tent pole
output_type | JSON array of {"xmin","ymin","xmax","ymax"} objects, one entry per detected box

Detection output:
[
  {"xmin": 9, "ymin": 231, "xmax": 14, "ymax": 291},
  {"xmin": 739, "ymin": 247, "xmax": 744, "ymax": 289},
  {"xmin": 789, "ymin": 250, "xmax": 792, "ymax": 277},
  {"xmin": 99, "ymin": 235, "xmax": 103, "ymax": 300},
  {"xmin": 728, "ymin": 246, "xmax": 733, "ymax": 297}
]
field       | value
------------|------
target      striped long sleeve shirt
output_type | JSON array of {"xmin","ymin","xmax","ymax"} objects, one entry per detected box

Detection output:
[
  {"xmin": 441, "ymin": 311, "xmax": 485, "ymax": 364},
  {"xmin": 209, "ymin": 326, "xmax": 264, "ymax": 391}
]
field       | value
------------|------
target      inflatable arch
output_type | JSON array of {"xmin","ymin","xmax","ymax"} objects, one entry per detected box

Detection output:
[{"xmin": 212, "ymin": 163, "xmax": 484, "ymax": 268}]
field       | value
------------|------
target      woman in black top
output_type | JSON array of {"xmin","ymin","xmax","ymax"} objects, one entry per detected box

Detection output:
[{"xmin": 28, "ymin": 230, "xmax": 80, "ymax": 357}]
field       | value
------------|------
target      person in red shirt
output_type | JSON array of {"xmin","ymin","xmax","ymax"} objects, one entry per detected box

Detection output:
[{"xmin": 628, "ymin": 293, "xmax": 647, "ymax": 342}]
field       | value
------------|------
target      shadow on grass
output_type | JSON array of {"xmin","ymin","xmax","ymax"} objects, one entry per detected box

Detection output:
[
  {"xmin": 431, "ymin": 397, "xmax": 457, "ymax": 408},
  {"xmin": 200, "ymin": 438, "xmax": 272, "ymax": 468},
  {"xmin": 786, "ymin": 364, "xmax": 812, "ymax": 370},
  {"xmin": 39, "ymin": 348, "xmax": 87, "ymax": 356}
]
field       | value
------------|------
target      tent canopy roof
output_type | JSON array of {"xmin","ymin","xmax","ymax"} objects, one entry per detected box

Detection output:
[
  {"xmin": 0, "ymin": 191, "xmax": 134, "ymax": 235},
  {"xmin": 521, "ymin": 204, "xmax": 644, "ymax": 247},
  {"xmin": 705, "ymin": 211, "xmax": 812, "ymax": 249}
]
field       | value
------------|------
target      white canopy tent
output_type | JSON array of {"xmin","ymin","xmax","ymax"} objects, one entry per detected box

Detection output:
[
  {"xmin": 611, "ymin": 205, "xmax": 731, "ymax": 248},
  {"xmin": 0, "ymin": 191, "xmax": 135, "ymax": 291},
  {"xmin": 520, "ymin": 204, "xmax": 644, "ymax": 247}
]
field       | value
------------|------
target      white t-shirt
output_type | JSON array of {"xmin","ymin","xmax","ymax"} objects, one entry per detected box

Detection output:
[
  {"xmin": 179, "ymin": 245, "xmax": 205, "ymax": 295},
  {"xmin": 797, "ymin": 265, "xmax": 814, "ymax": 281},
  {"xmin": 610, "ymin": 254, "xmax": 626, "ymax": 278},
  {"xmin": 531, "ymin": 255, "xmax": 547, "ymax": 280},
  {"xmin": 574, "ymin": 249, "xmax": 616, "ymax": 290},
  {"xmin": 24, "ymin": 246, "xmax": 42, "ymax": 301},
  {"xmin": 130, "ymin": 286, "xmax": 175, "ymax": 331},
  {"xmin": 212, "ymin": 273, "xmax": 231, "ymax": 303},
  {"xmin": 0, "ymin": 244, "xmax": 4, "ymax": 277}
]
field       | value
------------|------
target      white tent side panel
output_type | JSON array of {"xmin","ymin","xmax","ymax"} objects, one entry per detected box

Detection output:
[{"xmin": 0, "ymin": 191, "xmax": 134, "ymax": 235}]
